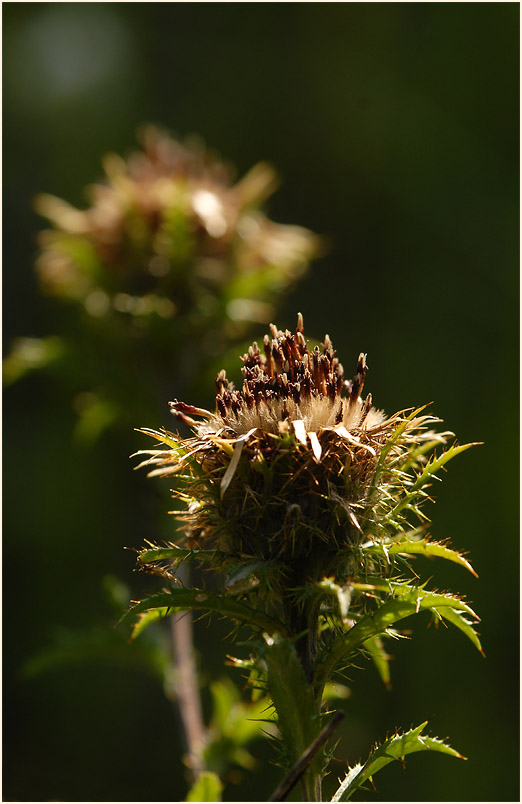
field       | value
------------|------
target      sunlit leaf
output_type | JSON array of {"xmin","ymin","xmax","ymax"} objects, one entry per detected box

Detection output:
[
  {"xmin": 410, "ymin": 442, "xmax": 480, "ymax": 493},
  {"xmin": 316, "ymin": 582, "xmax": 481, "ymax": 684},
  {"xmin": 363, "ymin": 635, "xmax": 391, "ymax": 689},
  {"xmin": 130, "ymin": 607, "xmax": 171, "ymax": 640},
  {"xmin": 386, "ymin": 442, "xmax": 480, "ymax": 521},
  {"xmin": 364, "ymin": 537, "xmax": 477, "ymax": 576},
  {"xmin": 331, "ymin": 721, "xmax": 463, "ymax": 801},
  {"xmin": 119, "ymin": 588, "xmax": 285, "ymax": 636},
  {"xmin": 138, "ymin": 545, "xmax": 221, "ymax": 565},
  {"xmin": 369, "ymin": 407, "xmax": 428, "ymax": 490},
  {"xmin": 134, "ymin": 427, "xmax": 187, "ymax": 453}
]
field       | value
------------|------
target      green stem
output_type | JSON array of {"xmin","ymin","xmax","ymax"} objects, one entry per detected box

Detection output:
[{"xmin": 264, "ymin": 633, "xmax": 325, "ymax": 801}]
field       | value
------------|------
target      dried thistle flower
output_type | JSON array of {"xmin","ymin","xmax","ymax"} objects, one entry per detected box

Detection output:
[
  {"xmin": 34, "ymin": 127, "xmax": 319, "ymax": 338},
  {"xmin": 128, "ymin": 315, "xmax": 481, "ymax": 800},
  {"xmin": 132, "ymin": 315, "xmax": 480, "ymax": 691}
]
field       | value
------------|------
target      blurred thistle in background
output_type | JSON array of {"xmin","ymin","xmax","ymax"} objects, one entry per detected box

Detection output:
[
  {"xmin": 33, "ymin": 126, "xmax": 315, "ymax": 331},
  {"xmin": 5, "ymin": 125, "xmax": 319, "ymax": 441}
]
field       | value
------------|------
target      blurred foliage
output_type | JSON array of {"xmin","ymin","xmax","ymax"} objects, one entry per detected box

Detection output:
[
  {"xmin": 3, "ymin": 3, "xmax": 518, "ymax": 803},
  {"xmin": 21, "ymin": 574, "xmax": 170, "ymax": 682},
  {"xmin": 203, "ymin": 677, "xmax": 276, "ymax": 778},
  {"xmin": 186, "ymin": 771, "xmax": 224, "ymax": 803},
  {"xmin": 4, "ymin": 124, "xmax": 319, "ymax": 441}
]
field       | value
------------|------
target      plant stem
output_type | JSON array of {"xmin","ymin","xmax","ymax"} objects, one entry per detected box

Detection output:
[
  {"xmin": 170, "ymin": 612, "xmax": 207, "ymax": 780},
  {"xmin": 269, "ymin": 711, "xmax": 345, "ymax": 801}
]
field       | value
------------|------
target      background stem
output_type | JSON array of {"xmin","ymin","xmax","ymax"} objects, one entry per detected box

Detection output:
[{"xmin": 170, "ymin": 612, "xmax": 207, "ymax": 780}]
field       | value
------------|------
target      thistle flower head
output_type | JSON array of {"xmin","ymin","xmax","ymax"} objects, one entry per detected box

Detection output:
[
  {"xmin": 136, "ymin": 315, "xmax": 450, "ymax": 581},
  {"xmin": 209, "ymin": 313, "xmax": 385, "ymax": 438},
  {"xmin": 170, "ymin": 313, "xmax": 385, "ymax": 451},
  {"xmin": 132, "ymin": 315, "xmax": 480, "ymax": 693}
]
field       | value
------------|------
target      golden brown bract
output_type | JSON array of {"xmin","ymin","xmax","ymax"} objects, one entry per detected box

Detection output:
[{"xmin": 169, "ymin": 314, "xmax": 386, "ymax": 450}]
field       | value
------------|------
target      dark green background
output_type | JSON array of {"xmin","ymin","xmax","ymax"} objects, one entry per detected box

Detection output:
[{"xmin": 3, "ymin": 3, "xmax": 519, "ymax": 801}]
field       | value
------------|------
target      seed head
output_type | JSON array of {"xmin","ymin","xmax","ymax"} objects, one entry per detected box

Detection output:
[{"xmin": 136, "ymin": 315, "xmax": 449, "ymax": 585}]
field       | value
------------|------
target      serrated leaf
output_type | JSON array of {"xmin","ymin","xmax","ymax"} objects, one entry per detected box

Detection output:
[
  {"xmin": 130, "ymin": 607, "xmax": 170, "ymax": 640},
  {"xmin": 410, "ymin": 442, "xmax": 480, "ymax": 493},
  {"xmin": 386, "ymin": 442, "xmax": 479, "ymax": 521},
  {"xmin": 364, "ymin": 537, "xmax": 477, "ymax": 577},
  {"xmin": 433, "ymin": 605, "xmax": 484, "ymax": 653},
  {"xmin": 363, "ymin": 635, "xmax": 391, "ymax": 689},
  {"xmin": 138, "ymin": 546, "xmax": 221, "ymax": 565},
  {"xmin": 331, "ymin": 721, "xmax": 463, "ymax": 801},
  {"xmin": 186, "ymin": 771, "xmax": 223, "ymax": 802},
  {"xmin": 316, "ymin": 582, "xmax": 481, "ymax": 684},
  {"xmin": 396, "ymin": 434, "xmax": 454, "ymax": 473},
  {"xmin": 371, "ymin": 407, "xmax": 428, "ymax": 481},
  {"xmin": 119, "ymin": 588, "xmax": 285, "ymax": 636},
  {"xmin": 134, "ymin": 427, "xmax": 187, "ymax": 453}
]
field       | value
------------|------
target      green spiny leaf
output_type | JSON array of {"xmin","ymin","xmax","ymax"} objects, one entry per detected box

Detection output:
[
  {"xmin": 118, "ymin": 588, "xmax": 285, "ymax": 636},
  {"xmin": 316, "ymin": 582, "xmax": 481, "ymax": 684},
  {"xmin": 134, "ymin": 427, "xmax": 188, "ymax": 453},
  {"xmin": 363, "ymin": 635, "xmax": 391, "ymax": 689},
  {"xmin": 380, "ymin": 442, "xmax": 480, "ymax": 525},
  {"xmin": 130, "ymin": 607, "xmax": 170, "ymax": 640},
  {"xmin": 396, "ymin": 435, "xmax": 453, "ymax": 473},
  {"xmin": 410, "ymin": 442, "xmax": 480, "ymax": 493},
  {"xmin": 433, "ymin": 605, "xmax": 484, "ymax": 654},
  {"xmin": 363, "ymin": 537, "xmax": 477, "ymax": 576},
  {"xmin": 369, "ymin": 407, "xmax": 428, "ymax": 488},
  {"xmin": 331, "ymin": 721, "xmax": 463, "ymax": 801},
  {"xmin": 138, "ymin": 545, "xmax": 222, "ymax": 565}
]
